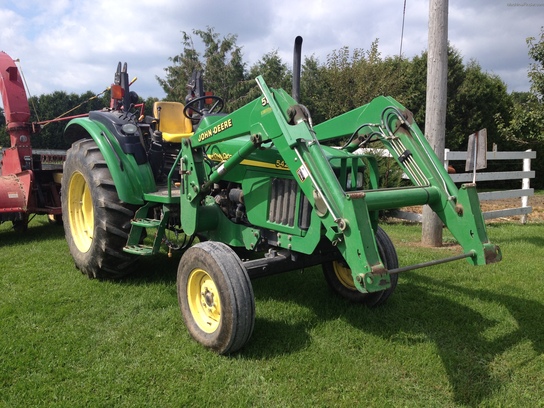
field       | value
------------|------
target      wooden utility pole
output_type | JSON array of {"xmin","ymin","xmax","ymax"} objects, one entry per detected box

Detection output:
[{"xmin": 422, "ymin": 0, "xmax": 448, "ymax": 246}]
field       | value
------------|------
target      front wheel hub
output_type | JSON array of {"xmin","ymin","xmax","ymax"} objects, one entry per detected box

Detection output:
[{"xmin": 187, "ymin": 269, "xmax": 221, "ymax": 333}]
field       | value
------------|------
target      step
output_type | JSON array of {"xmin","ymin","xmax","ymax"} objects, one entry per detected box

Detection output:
[
  {"xmin": 123, "ymin": 244, "xmax": 154, "ymax": 256},
  {"xmin": 143, "ymin": 187, "xmax": 181, "ymax": 204},
  {"xmin": 131, "ymin": 218, "xmax": 162, "ymax": 228}
]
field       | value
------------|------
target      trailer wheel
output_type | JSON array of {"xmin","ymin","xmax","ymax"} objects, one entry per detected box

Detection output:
[
  {"xmin": 177, "ymin": 241, "xmax": 255, "ymax": 354},
  {"xmin": 61, "ymin": 139, "xmax": 138, "ymax": 279},
  {"xmin": 323, "ymin": 226, "xmax": 398, "ymax": 307}
]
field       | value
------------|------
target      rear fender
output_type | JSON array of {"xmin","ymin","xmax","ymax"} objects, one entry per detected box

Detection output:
[{"xmin": 64, "ymin": 117, "xmax": 155, "ymax": 205}]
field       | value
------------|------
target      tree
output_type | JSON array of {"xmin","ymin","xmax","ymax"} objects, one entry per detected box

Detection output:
[
  {"xmin": 231, "ymin": 50, "xmax": 292, "ymax": 111},
  {"xmin": 143, "ymin": 96, "xmax": 159, "ymax": 118},
  {"xmin": 1, "ymin": 87, "xmax": 160, "ymax": 151},
  {"xmin": 496, "ymin": 29, "xmax": 544, "ymax": 144},
  {"xmin": 494, "ymin": 27, "xmax": 544, "ymax": 188},
  {"xmin": 300, "ymin": 55, "xmax": 329, "ymax": 124},
  {"xmin": 450, "ymin": 61, "xmax": 512, "ymax": 150},
  {"xmin": 195, "ymin": 27, "xmax": 245, "ymax": 108},
  {"xmin": 156, "ymin": 31, "xmax": 202, "ymax": 102},
  {"xmin": 301, "ymin": 40, "xmax": 410, "ymax": 124},
  {"xmin": 30, "ymin": 90, "xmax": 108, "ymax": 149},
  {"xmin": 401, "ymin": 46, "xmax": 465, "ymax": 143},
  {"xmin": 497, "ymin": 96, "xmax": 544, "ymax": 145},
  {"xmin": 81, "ymin": 25, "xmax": 527, "ymax": 183},
  {"xmin": 400, "ymin": 46, "xmax": 512, "ymax": 150},
  {"xmin": 157, "ymin": 27, "xmax": 246, "ymax": 112},
  {"xmin": 528, "ymin": 27, "xmax": 544, "ymax": 101},
  {"xmin": 321, "ymin": 45, "xmax": 359, "ymax": 118}
]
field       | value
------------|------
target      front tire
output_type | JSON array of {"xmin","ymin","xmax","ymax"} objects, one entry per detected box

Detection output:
[
  {"xmin": 177, "ymin": 241, "xmax": 255, "ymax": 354},
  {"xmin": 61, "ymin": 139, "xmax": 138, "ymax": 279},
  {"xmin": 323, "ymin": 226, "xmax": 399, "ymax": 307}
]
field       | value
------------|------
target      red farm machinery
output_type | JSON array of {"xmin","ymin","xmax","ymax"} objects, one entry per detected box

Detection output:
[{"xmin": 0, "ymin": 51, "xmax": 64, "ymax": 230}]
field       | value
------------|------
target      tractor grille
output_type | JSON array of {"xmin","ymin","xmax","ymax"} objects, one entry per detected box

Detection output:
[{"xmin": 268, "ymin": 178, "xmax": 311, "ymax": 230}]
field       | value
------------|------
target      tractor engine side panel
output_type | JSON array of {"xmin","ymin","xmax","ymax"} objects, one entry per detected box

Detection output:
[{"xmin": 242, "ymin": 170, "xmax": 311, "ymax": 237}]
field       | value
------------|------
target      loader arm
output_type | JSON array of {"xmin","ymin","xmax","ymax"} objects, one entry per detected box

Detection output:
[
  {"xmin": 314, "ymin": 96, "xmax": 501, "ymax": 266},
  {"xmin": 250, "ymin": 78, "xmax": 390, "ymax": 293}
]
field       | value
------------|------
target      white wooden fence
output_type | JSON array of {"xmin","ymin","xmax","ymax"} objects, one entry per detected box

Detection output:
[
  {"xmin": 389, "ymin": 149, "xmax": 536, "ymax": 224},
  {"xmin": 1, "ymin": 147, "xmax": 536, "ymax": 223}
]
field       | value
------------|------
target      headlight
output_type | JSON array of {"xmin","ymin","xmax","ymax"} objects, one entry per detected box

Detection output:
[{"xmin": 122, "ymin": 123, "xmax": 138, "ymax": 135}]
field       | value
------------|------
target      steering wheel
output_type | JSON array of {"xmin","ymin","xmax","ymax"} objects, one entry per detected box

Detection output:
[{"xmin": 183, "ymin": 95, "xmax": 224, "ymax": 118}]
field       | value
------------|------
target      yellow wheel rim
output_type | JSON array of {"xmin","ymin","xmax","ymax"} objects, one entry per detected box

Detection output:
[
  {"xmin": 187, "ymin": 268, "xmax": 221, "ymax": 333},
  {"xmin": 67, "ymin": 171, "xmax": 94, "ymax": 253},
  {"xmin": 332, "ymin": 261, "xmax": 356, "ymax": 290}
]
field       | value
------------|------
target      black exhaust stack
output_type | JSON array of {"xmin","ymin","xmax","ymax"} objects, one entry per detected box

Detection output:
[{"xmin": 292, "ymin": 36, "xmax": 303, "ymax": 102}]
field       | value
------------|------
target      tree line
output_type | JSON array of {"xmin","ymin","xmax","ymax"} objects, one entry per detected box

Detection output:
[
  {"xmin": 2, "ymin": 27, "xmax": 543, "ymax": 186},
  {"xmin": 155, "ymin": 27, "xmax": 544, "ymax": 182}
]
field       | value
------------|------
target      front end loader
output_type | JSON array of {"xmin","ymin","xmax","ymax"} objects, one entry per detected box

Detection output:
[{"xmin": 61, "ymin": 40, "xmax": 501, "ymax": 354}]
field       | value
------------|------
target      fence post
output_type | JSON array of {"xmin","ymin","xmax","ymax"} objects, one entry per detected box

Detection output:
[
  {"xmin": 444, "ymin": 148, "xmax": 450, "ymax": 171},
  {"xmin": 521, "ymin": 149, "xmax": 532, "ymax": 224}
]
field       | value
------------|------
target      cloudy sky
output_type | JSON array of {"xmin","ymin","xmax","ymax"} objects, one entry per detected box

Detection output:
[{"xmin": 0, "ymin": 0, "xmax": 542, "ymax": 100}]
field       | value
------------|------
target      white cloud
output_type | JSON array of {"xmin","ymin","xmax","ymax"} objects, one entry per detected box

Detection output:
[{"xmin": 0, "ymin": 0, "xmax": 540, "ymax": 99}]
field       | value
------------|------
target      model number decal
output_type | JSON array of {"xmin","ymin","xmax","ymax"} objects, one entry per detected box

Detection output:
[
  {"xmin": 208, "ymin": 152, "xmax": 232, "ymax": 161},
  {"xmin": 198, "ymin": 118, "xmax": 233, "ymax": 142}
]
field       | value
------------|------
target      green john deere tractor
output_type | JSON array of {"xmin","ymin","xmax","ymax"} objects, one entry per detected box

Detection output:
[{"xmin": 61, "ymin": 38, "xmax": 501, "ymax": 354}]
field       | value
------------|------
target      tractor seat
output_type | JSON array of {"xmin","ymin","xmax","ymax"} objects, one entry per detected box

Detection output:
[{"xmin": 153, "ymin": 101, "xmax": 193, "ymax": 143}]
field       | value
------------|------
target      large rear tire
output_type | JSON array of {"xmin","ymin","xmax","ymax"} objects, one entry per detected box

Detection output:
[
  {"xmin": 177, "ymin": 241, "xmax": 255, "ymax": 354},
  {"xmin": 61, "ymin": 139, "xmax": 138, "ymax": 279},
  {"xmin": 323, "ymin": 226, "xmax": 399, "ymax": 307}
]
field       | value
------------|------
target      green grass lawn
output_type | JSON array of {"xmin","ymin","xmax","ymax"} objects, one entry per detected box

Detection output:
[{"xmin": 1, "ymin": 216, "xmax": 543, "ymax": 407}]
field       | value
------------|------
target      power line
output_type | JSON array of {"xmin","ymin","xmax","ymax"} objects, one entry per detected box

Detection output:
[{"xmin": 399, "ymin": 0, "xmax": 407, "ymax": 58}]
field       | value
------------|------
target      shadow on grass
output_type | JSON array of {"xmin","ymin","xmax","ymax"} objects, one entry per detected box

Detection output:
[
  {"xmin": 243, "ymin": 268, "xmax": 544, "ymax": 406},
  {"xmin": 397, "ymin": 274, "xmax": 544, "ymax": 406},
  {"xmin": 245, "ymin": 270, "xmax": 345, "ymax": 358},
  {"xmin": 485, "ymin": 222, "xmax": 544, "ymax": 247},
  {"xmin": 122, "ymin": 253, "xmax": 181, "ymax": 285},
  {"xmin": 50, "ymin": 220, "xmax": 540, "ymax": 405},
  {"xmin": 0, "ymin": 218, "xmax": 65, "ymax": 247}
]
